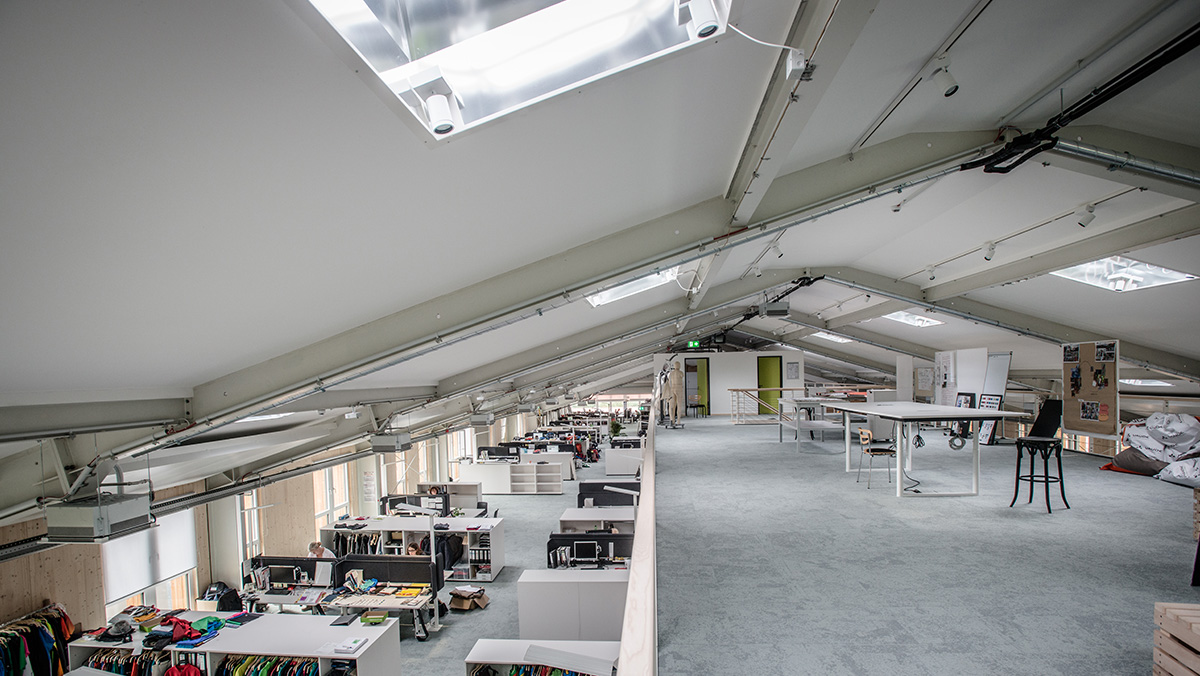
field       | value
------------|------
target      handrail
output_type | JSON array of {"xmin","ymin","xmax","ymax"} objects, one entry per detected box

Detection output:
[
  {"xmin": 617, "ymin": 382, "xmax": 658, "ymax": 675},
  {"xmin": 729, "ymin": 388, "xmax": 806, "ymax": 424}
]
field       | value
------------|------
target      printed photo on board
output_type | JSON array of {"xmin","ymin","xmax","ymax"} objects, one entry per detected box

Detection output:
[{"xmin": 1063, "ymin": 344, "xmax": 1080, "ymax": 363}]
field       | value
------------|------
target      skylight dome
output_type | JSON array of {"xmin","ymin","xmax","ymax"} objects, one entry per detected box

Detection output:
[
  {"xmin": 303, "ymin": 0, "xmax": 730, "ymax": 138},
  {"xmin": 1050, "ymin": 255, "xmax": 1196, "ymax": 293}
]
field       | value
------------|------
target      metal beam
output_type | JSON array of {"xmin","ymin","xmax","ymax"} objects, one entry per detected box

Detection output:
[
  {"xmin": 925, "ymin": 204, "xmax": 1200, "ymax": 302},
  {"xmin": 810, "ymin": 266, "xmax": 1200, "ymax": 381},
  {"xmin": 729, "ymin": 0, "xmax": 879, "ymax": 225},
  {"xmin": 825, "ymin": 299, "xmax": 910, "ymax": 329},
  {"xmin": 1045, "ymin": 125, "xmax": 1200, "ymax": 203},
  {"xmin": 0, "ymin": 398, "xmax": 189, "ymax": 443}
]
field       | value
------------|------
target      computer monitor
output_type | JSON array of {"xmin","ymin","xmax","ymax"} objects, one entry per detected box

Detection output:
[
  {"xmin": 571, "ymin": 541, "xmax": 600, "ymax": 562},
  {"xmin": 268, "ymin": 565, "xmax": 298, "ymax": 588}
]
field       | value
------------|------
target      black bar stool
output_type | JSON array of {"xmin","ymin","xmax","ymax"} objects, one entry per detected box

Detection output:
[{"xmin": 1011, "ymin": 436, "xmax": 1069, "ymax": 513}]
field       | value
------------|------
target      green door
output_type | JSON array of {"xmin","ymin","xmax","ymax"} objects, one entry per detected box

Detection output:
[{"xmin": 757, "ymin": 356, "xmax": 782, "ymax": 414}]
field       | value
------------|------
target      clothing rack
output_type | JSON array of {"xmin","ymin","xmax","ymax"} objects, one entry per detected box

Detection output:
[{"xmin": 0, "ymin": 601, "xmax": 62, "ymax": 628}]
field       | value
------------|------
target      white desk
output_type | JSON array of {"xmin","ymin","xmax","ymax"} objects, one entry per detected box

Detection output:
[
  {"xmin": 558, "ymin": 506, "xmax": 636, "ymax": 533},
  {"xmin": 826, "ymin": 401, "xmax": 1027, "ymax": 498}
]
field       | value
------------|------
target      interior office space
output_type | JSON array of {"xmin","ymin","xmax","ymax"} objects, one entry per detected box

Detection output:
[{"xmin": 2, "ymin": 0, "xmax": 1200, "ymax": 673}]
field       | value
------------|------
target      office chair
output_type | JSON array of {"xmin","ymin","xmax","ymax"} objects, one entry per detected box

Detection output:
[{"xmin": 856, "ymin": 428, "xmax": 896, "ymax": 488}]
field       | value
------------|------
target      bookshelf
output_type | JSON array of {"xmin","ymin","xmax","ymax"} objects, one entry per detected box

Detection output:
[
  {"xmin": 459, "ymin": 461, "xmax": 563, "ymax": 495},
  {"xmin": 319, "ymin": 515, "xmax": 505, "ymax": 583}
]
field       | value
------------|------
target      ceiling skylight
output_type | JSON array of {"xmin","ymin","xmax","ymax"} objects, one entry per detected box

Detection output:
[
  {"xmin": 812, "ymin": 331, "xmax": 851, "ymax": 343},
  {"xmin": 1050, "ymin": 255, "xmax": 1197, "ymax": 293},
  {"xmin": 1119, "ymin": 379, "xmax": 1172, "ymax": 387},
  {"xmin": 586, "ymin": 267, "xmax": 679, "ymax": 307},
  {"xmin": 303, "ymin": 0, "xmax": 730, "ymax": 138},
  {"xmin": 882, "ymin": 311, "xmax": 944, "ymax": 328}
]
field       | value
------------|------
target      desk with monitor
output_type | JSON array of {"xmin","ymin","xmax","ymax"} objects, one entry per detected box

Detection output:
[
  {"xmin": 558, "ymin": 506, "xmax": 636, "ymax": 534},
  {"xmin": 825, "ymin": 401, "xmax": 1027, "ymax": 497}
]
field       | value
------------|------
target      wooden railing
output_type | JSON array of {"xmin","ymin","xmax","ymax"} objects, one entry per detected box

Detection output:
[{"xmin": 728, "ymin": 388, "xmax": 806, "ymax": 424}]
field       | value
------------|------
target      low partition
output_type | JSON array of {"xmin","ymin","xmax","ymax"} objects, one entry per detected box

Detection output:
[{"xmin": 617, "ymin": 387, "xmax": 659, "ymax": 674}]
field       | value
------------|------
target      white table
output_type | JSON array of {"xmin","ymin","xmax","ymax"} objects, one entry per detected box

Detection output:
[
  {"xmin": 825, "ymin": 401, "xmax": 1027, "ymax": 498},
  {"xmin": 558, "ymin": 506, "xmax": 636, "ymax": 533}
]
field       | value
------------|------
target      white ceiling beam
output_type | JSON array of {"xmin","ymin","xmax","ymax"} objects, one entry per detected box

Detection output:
[
  {"xmin": 1046, "ymin": 125, "xmax": 1200, "ymax": 203},
  {"xmin": 824, "ymin": 298, "xmax": 911, "ymax": 329},
  {"xmin": 738, "ymin": 326, "xmax": 893, "ymax": 380},
  {"xmin": 810, "ymin": 266, "xmax": 1200, "ymax": 381},
  {"xmin": 926, "ymin": 204, "xmax": 1200, "ymax": 302},
  {"xmin": 686, "ymin": 252, "xmax": 726, "ymax": 309},
  {"xmin": 0, "ymin": 398, "xmax": 190, "ymax": 443},
  {"xmin": 728, "ymin": 0, "xmax": 879, "ymax": 225},
  {"xmin": 270, "ymin": 386, "xmax": 438, "ymax": 414}
]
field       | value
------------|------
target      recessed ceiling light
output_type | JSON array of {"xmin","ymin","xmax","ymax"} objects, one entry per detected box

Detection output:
[
  {"xmin": 1119, "ymin": 379, "xmax": 1172, "ymax": 387},
  {"xmin": 812, "ymin": 331, "xmax": 851, "ymax": 343},
  {"xmin": 586, "ymin": 268, "xmax": 680, "ymax": 306},
  {"xmin": 883, "ymin": 311, "xmax": 944, "ymax": 328},
  {"xmin": 1050, "ymin": 255, "xmax": 1196, "ymax": 292}
]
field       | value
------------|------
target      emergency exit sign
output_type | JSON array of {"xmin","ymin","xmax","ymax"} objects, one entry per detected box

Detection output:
[{"xmin": 687, "ymin": 340, "xmax": 700, "ymax": 348}]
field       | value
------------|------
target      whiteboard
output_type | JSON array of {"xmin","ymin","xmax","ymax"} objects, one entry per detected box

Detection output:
[{"xmin": 983, "ymin": 352, "xmax": 1012, "ymax": 397}]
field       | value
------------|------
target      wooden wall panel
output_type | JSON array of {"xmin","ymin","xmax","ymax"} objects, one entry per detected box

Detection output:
[
  {"xmin": 0, "ymin": 519, "xmax": 105, "ymax": 629},
  {"xmin": 259, "ymin": 473, "xmax": 317, "ymax": 557}
]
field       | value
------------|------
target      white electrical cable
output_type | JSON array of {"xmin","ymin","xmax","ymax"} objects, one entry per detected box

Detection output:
[{"xmin": 728, "ymin": 24, "xmax": 801, "ymax": 56}]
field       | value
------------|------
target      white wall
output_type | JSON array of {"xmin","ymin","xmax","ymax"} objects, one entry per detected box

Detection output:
[{"xmin": 653, "ymin": 351, "xmax": 804, "ymax": 415}]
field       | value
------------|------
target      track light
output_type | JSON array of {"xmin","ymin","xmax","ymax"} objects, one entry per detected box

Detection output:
[
  {"xmin": 983, "ymin": 241, "xmax": 996, "ymax": 261},
  {"xmin": 930, "ymin": 55, "xmax": 958, "ymax": 97},
  {"xmin": 406, "ymin": 67, "xmax": 461, "ymax": 137},
  {"xmin": 751, "ymin": 266, "xmax": 762, "ymax": 278},
  {"xmin": 425, "ymin": 93, "xmax": 454, "ymax": 134},
  {"xmin": 1075, "ymin": 204, "xmax": 1096, "ymax": 227},
  {"xmin": 769, "ymin": 243, "xmax": 784, "ymax": 259},
  {"xmin": 926, "ymin": 265, "xmax": 936, "ymax": 281},
  {"xmin": 680, "ymin": 0, "xmax": 720, "ymax": 38}
]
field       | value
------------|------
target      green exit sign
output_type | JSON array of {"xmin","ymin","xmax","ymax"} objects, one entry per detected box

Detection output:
[{"xmin": 687, "ymin": 340, "xmax": 700, "ymax": 348}]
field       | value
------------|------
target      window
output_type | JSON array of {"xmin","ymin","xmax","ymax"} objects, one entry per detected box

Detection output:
[
  {"xmin": 314, "ymin": 464, "xmax": 351, "ymax": 533},
  {"xmin": 239, "ymin": 490, "xmax": 262, "ymax": 562},
  {"xmin": 104, "ymin": 570, "xmax": 196, "ymax": 620}
]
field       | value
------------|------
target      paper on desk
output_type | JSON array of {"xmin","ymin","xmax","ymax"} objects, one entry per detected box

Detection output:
[{"xmin": 314, "ymin": 561, "xmax": 333, "ymax": 586}]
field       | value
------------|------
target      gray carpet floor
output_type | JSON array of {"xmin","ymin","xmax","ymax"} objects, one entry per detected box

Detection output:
[{"xmin": 656, "ymin": 417, "xmax": 1200, "ymax": 675}]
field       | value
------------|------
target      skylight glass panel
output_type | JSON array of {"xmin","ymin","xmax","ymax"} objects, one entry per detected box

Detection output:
[
  {"xmin": 1119, "ymin": 379, "xmax": 1172, "ymax": 387},
  {"xmin": 303, "ymin": 0, "xmax": 730, "ymax": 138},
  {"xmin": 586, "ymin": 267, "xmax": 679, "ymax": 306},
  {"xmin": 882, "ymin": 311, "xmax": 944, "ymax": 328},
  {"xmin": 1050, "ymin": 255, "xmax": 1196, "ymax": 292},
  {"xmin": 812, "ymin": 331, "xmax": 851, "ymax": 343}
]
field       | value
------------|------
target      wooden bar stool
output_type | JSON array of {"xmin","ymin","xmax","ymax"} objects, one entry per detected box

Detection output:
[{"xmin": 1011, "ymin": 436, "xmax": 1069, "ymax": 513}]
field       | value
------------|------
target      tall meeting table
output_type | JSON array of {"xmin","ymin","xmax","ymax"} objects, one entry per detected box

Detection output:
[{"xmin": 825, "ymin": 401, "xmax": 1027, "ymax": 498}]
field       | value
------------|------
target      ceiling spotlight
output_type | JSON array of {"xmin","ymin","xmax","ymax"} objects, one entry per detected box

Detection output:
[
  {"xmin": 769, "ymin": 243, "xmax": 784, "ymax": 259},
  {"xmin": 930, "ymin": 55, "xmax": 959, "ymax": 97},
  {"xmin": 406, "ymin": 67, "xmax": 461, "ymax": 137},
  {"xmin": 926, "ymin": 265, "xmax": 936, "ymax": 281},
  {"xmin": 1075, "ymin": 204, "xmax": 1096, "ymax": 227},
  {"xmin": 983, "ymin": 241, "xmax": 996, "ymax": 261},
  {"xmin": 751, "ymin": 266, "xmax": 762, "ymax": 278},
  {"xmin": 680, "ymin": 0, "xmax": 720, "ymax": 38}
]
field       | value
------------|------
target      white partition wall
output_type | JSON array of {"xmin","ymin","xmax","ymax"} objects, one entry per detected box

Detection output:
[{"xmin": 652, "ymin": 351, "xmax": 803, "ymax": 415}]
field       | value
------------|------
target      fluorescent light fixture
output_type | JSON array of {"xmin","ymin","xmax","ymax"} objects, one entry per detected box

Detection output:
[
  {"xmin": 812, "ymin": 331, "xmax": 851, "ymax": 343},
  {"xmin": 238, "ymin": 412, "xmax": 295, "ymax": 423},
  {"xmin": 586, "ymin": 268, "xmax": 679, "ymax": 307},
  {"xmin": 1119, "ymin": 379, "xmax": 1172, "ymax": 387},
  {"xmin": 303, "ymin": 0, "xmax": 729, "ymax": 138},
  {"xmin": 1050, "ymin": 255, "xmax": 1196, "ymax": 293},
  {"xmin": 883, "ymin": 311, "xmax": 944, "ymax": 328}
]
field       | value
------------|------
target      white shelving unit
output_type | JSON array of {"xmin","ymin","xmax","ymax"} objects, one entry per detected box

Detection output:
[
  {"xmin": 69, "ymin": 614, "xmax": 400, "ymax": 676},
  {"xmin": 464, "ymin": 639, "xmax": 619, "ymax": 676},
  {"xmin": 459, "ymin": 461, "xmax": 563, "ymax": 495},
  {"xmin": 320, "ymin": 515, "xmax": 505, "ymax": 582},
  {"xmin": 416, "ymin": 481, "xmax": 483, "ymax": 510}
]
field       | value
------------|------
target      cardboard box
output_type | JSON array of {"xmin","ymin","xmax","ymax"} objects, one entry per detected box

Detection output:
[{"xmin": 449, "ymin": 592, "xmax": 490, "ymax": 611}]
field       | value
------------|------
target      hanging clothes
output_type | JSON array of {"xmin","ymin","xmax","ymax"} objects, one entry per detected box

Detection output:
[{"xmin": 0, "ymin": 605, "xmax": 75, "ymax": 676}]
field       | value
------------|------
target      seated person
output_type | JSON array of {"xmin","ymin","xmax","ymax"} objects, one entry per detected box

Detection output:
[
  {"xmin": 407, "ymin": 542, "xmax": 423, "ymax": 556},
  {"xmin": 307, "ymin": 541, "xmax": 336, "ymax": 558}
]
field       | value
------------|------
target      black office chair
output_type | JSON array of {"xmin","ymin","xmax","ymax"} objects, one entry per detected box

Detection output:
[
  {"xmin": 1011, "ymin": 399, "xmax": 1068, "ymax": 512},
  {"xmin": 477, "ymin": 501, "xmax": 488, "ymax": 515}
]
